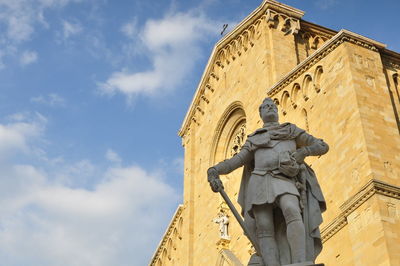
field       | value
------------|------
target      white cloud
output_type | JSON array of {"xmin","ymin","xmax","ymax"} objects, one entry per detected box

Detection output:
[
  {"xmin": 0, "ymin": 123, "xmax": 34, "ymax": 153},
  {"xmin": 6, "ymin": 13, "xmax": 34, "ymax": 42},
  {"xmin": 62, "ymin": 20, "xmax": 83, "ymax": 39},
  {"xmin": 0, "ymin": 115, "xmax": 180, "ymax": 265},
  {"xmin": 30, "ymin": 93, "xmax": 66, "ymax": 107},
  {"xmin": 0, "ymin": 0, "xmax": 81, "ymax": 43},
  {"xmin": 315, "ymin": 0, "xmax": 337, "ymax": 9},
  {"xmin": 121, "ymin": 18, "xmax": 137, "ymax": 39},
  {"xmin": 105, "ymin": 149, "xmax": 121, "ymax": 164},
  {"xmin": 0, "ymin": 112, "xmax": 45, "ymax": 159},
  {"xmin": 0, "ymin": 163, "xmax": 179, "ymax": 266},
  {"xmin": 0, "ymin": 0, "xmax": 84, "ymax": 68},
  {"xmin": 7, "ymin": 112, "xmax": 31, "ymax": 122},
  {"xmin": 52, "ymin": 159, "xmax": 97, "ymax": 187},
  {"xmin": 172, "ymin": 157, "xmax": 184, "ymax": 174},
  {"xmin": 99, "ymin": 11, "xmax": 219, "ymax": 100},
  {"xmin": 20, "ymin": 50, "xmax": 38, "ymax": 65},
  {"xmin": 38, "ymin": 0, "xmax": 82, "ymax": 6}
]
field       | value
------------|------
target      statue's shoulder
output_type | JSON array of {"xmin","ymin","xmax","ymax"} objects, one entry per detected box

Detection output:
[
  {"xmin": 247, "ymin": 123, "xmax": 298, "ymax": 136},
  {"xmin": 246, "ymin": 123, "xmax": 305, "ymax": 146},
  {"xmin": 282, "ymin": 122, "xmax": 306, "ymax": 136},
  {"xmin": 282, "ymin": 122, "xmax": 299, "ymax": 129},
  {"xmin": 247, "ymin": 128, "xmax": 270, "ymax": 146},
  {"xmin": 248, "ymin": 127, "xmax": 268, "ymax": 137}
]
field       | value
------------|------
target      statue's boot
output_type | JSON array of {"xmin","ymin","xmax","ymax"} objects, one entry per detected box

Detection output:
[
  {"xmin": 285, "ymin": 216, "xmax": 306, "ymax": 263},
  {"xmin": 283, "ymin": 262, "xmax": 324, "ymax": 266},
  {"xmin": 258, "ymin": 234, "xmax": 280, "ymax": 266}
]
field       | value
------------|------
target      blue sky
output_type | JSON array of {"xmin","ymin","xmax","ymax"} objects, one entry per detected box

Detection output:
[{"xmin": 0, "ymin": 0, "xmax": 399, "ymax": 265}]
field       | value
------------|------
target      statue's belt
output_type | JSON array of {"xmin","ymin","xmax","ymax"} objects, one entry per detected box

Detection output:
[
  {"xmin": 251, "ymin": 168, "xmax": 295, "ymax": 183},
  {"xmin": 251, "ymin": 167, "xmax": 280, "ymax": 176}
]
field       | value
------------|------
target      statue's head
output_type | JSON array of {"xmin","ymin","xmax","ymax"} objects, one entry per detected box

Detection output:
[{"xmin": 259, "ymin": 97, "xmax": 279, "ymax": 123}]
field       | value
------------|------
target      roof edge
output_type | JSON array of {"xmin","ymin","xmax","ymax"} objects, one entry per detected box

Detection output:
[
  {"xmin": 178, "ymin": 0, "xmax": 305, "ymax": 137},
  {"xmin": 149, "ymin": 204, "xmax": 184, "ymax": 265},
  {"xmin": 267, "ymin": 29, "xmax": 387, "ymax": 96}
]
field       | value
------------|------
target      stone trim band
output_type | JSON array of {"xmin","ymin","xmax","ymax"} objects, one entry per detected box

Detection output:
[
  {"xmin": 321, "ymin": 179, "xmax": 400, "ymax": 243},
  {"xmin": 267, "ymin": 29, "xmax": 386, "ymax": 97}
]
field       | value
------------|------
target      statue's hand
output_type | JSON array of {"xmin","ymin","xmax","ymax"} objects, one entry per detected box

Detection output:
[
  {"xmin": 292, "ymin": 147, "xmax": 308, "ymax": 163},
  {"xmin": 207, "ymin": 167, "xmax": 224, "ymax": 193},
  {"xmin": 209, "ymin": 178, "xmax": 224, "ymax": 193}
]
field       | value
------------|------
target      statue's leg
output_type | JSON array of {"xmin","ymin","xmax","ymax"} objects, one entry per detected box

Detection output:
[
  {"xmin": 278, "ymin": 194, "xmax": 305, "ymax": 263},
  {"xmin": 253, "ymin": 204, "xmax": 280, "ymax": 266}
]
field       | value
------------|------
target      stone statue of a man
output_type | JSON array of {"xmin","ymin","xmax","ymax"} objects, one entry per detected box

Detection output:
[{"xmin": 207, "ymin": 97, "xmax": 328, "ymax": 266}]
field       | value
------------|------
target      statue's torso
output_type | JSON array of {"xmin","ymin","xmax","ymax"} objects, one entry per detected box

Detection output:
[{"xmin": 253, "ymin": 139, "xmax": 297, "ymax": 171}]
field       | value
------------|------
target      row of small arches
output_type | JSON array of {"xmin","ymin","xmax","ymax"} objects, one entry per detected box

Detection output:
[
  {"xmin": 266, "ymin": 10, "xmax": 299, "ymax": 34},
  {"xmin": 215, "ymin": 12, "xmax": 307, "ymax": 68},
  {"xmin": 154, "ymin": 217, "xmax": 183, "ymax": 266},
  {"xmin": 301, "ymin": 32, "xmax": 329, "ymax": 51},
  {"xmin": 216, "ymin": 18, "xmax": 262, "ymax": 67},
  {"xmin": 274, "ymin": 65, "xmax": 324, "ymax": 115}
]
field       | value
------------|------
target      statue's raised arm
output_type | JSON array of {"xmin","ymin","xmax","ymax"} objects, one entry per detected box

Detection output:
[{"xmin": 207, "ymin": 139, "xmax": 253, "ymax": 192}]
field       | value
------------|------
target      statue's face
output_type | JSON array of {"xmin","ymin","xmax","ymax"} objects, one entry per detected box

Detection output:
[{"xmin": 259, "ymin": 100, "xmax": 279, "ymax": 123}]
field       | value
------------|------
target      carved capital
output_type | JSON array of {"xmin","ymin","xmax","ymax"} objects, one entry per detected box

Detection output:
[
  {"xmin": 281, "ymin": 17, "xmax": 300, "ymax": 35},
  {"xmin": 265, "ymin": 10, "xmax": 278, "ymax": 28}
]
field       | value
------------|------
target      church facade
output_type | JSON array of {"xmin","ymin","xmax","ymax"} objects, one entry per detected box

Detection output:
[{"xmin": 150, "ymin": 1, "xmax": 400, "ymax": 265}]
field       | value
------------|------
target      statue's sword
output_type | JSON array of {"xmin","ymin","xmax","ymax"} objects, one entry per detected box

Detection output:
[{"xmin": 218, "ymin": 188, "xmax": 267, "ymax": 265}]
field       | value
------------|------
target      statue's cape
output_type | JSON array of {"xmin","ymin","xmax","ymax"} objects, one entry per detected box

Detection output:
[
  {"xmin": 238, "ymin": 122, "xmax": 326, "ymax": 263},
  {"xmin": 247, "ymin": 122, "xmax": 302, "ymax": 140}
]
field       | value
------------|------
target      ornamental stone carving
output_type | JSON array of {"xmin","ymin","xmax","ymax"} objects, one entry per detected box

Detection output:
[{"xmin": 229, "ymin": 123, "xmax": 246, "ymax": 157}]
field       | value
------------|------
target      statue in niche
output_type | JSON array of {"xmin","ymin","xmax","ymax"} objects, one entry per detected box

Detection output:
[
  {"xmin": 207, "ymin": 97, "xmax": 328, "ymax": 266},
  {"xmin": 213, "ymin": 212, "xmax": 230, "ymax": 239}
]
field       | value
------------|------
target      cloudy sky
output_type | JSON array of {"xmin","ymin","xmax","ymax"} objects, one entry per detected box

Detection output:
[{"xmin": 0, "ymin": 0, "xmax": 399, "ymax": 265}]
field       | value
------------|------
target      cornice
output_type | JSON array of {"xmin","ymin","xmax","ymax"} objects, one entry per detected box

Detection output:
[
  {"xmin": 382, "ymin": 49, "xmax": 400, "ymax": 70},
  {"xmin": 262, "ymin": 0, "xmax": 304, "ymax": 19},
  {"xmin": 321, "ymin": 179, "xmax": 400, "ymax": 243},
  {"xmin": 300, "ymin": 20, "xmax": 337, "ymax": 40},
  {"xmin": 178, "ymin": 3, "xmax": 390, "ymax": 138},
  {"xmin": 267, "ymin": 29, "xmax": 387, "ymax": 97},
  {"xmin": 387, "ymin": 61, "xmax": 400, "ymax": 70},
  {"xmin": 149, "ymin": 204, "xmax": 184, "ymax": 265},
  {"xmin": 320, "ymin": 215, "xmax": 347, "ymax": 243},
  {"xmin": 340, "ymin": 179, "xmax": 400, "ymax": 215},
  {"xmin": 216, "ymin": 0, "xmax": 303, "ymax": 50},
  {"xmin": 178, "ymin": 0, "xmax": 305, "ymax": 137}
]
